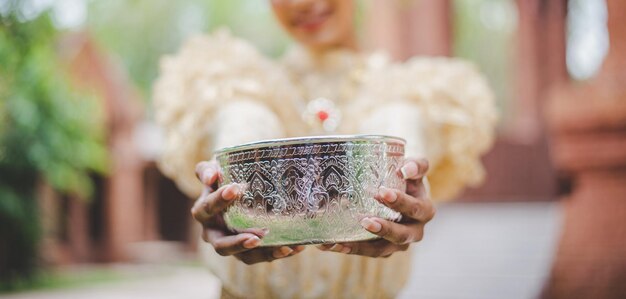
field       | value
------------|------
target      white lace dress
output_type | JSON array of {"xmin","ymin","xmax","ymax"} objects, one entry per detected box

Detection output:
[{"xmin": 153, "ymin": 30, "xmax": 497, "ymax": 299}]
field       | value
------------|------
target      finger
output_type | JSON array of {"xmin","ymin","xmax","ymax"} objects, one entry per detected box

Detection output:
[
  {"xmin": 191, "ymin": 184, "xmax": 241, "ymax": 224},
  {"xmin": 375, "ymin": 187, "xmax": 435, "ymax": 222},
  {"xmin": 236, "ymin": 246, "xmax": 304, "ymax": 265},
  {"xmin": 292, "ymin": 245, "xmax": 306, "ymax": 254},
  {"xmin": 201, "ymin": 226, "xmax": 225, "ymax": 243},
  {"xmin": 235, "ymin": 227, "xmax": 270, "ymax": 237},
  {"xmin": 406, "ymin": 176, "xmax": 429, "ymax": 199},
  {"xmin": 399, "ymin": 158, "xmax": 429, "ymax": 181},
  {"xmin": 316, "ymin": 244, "xmax": 333, "ymax": 251},
  {"xmin": 272, "ymin": 246, "xmax": 294, "ymax": 258},
  {"xmin": 195, "ymin": 161, "xmax": 220, "ymax": 187},
  {"xmin": 337, "ymin": 239, "xmax": 409, "ymax": 257},
  {"xmin": 282, "ymin": 245, "xmax": 305, "ymax": 257},
  {"xmin": 238, "ymin": 246, "xmax": 295, "ymax": 264},
  {"xmin": 236, "ymin": 250, "xmax": 273, "ymax": 265},
  {"xmin": 323, "ymin": 244, "xmax": 352, "ymax": 254},
  {"xmin": 360, "ymin": 217, "xmax": 425, "ymax": 245},
  {"xmin": 207, "ymin": 232, "xmax": 262, "ymax": 256}
]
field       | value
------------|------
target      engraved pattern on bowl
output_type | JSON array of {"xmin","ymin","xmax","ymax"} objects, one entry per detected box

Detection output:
[{"xmin": 215, "ymin": 135, "xmax": 406, "ymax": 246}]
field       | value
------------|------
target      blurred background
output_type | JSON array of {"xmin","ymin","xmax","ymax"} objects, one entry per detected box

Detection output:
[{"xmin": 1, "ymin": 0, "xmax": 624, "ymax": 298}]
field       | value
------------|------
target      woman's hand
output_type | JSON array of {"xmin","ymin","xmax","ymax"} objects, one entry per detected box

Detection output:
[
  {"xmin": 192, "ymin": 161, "xmax": 305, "ymax": 265},
  {"xmin": 316, "ymin": 158, "xmax": 435, "ymax": 257}
]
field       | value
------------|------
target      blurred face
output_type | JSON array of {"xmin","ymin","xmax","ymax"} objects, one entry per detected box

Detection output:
[{"xmin": 270, "ymin": 0, "xmax": 355, "ymax": 51}]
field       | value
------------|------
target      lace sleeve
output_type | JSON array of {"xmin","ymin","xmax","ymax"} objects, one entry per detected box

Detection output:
[
  {"xmin": 152, "ymin": 30, "xmax": 294, "ymax": 197},
  {"xmin": 353, "ymin": 57, "xmax": 498, "ymax": 200}
]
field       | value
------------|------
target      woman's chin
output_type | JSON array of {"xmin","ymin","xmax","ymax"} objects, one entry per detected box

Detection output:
[{"xmin": 296, "ymin": 32, "xmax": 345, "ymax": 51}]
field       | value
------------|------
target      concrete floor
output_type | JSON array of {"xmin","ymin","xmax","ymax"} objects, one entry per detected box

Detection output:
[
  {"xmin": 2, "ymin": 202, "xmax": 562, "ymax": 299},
  {"xmin": 399, "ymin": 202, "xmax": 562, "ymax": 299}
]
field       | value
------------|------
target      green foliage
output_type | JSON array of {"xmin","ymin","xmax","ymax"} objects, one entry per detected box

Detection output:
[
  {"xmin": 453, "ymin": 0, "xmax": 517, "ymax": 123},
  {"xmin": 1, "ymin": 267, "xmax": 129, "ymax": 294},
  {"xmin": 85, "ymin": 0, "xmax": 366, "ymax": 98},
  {"xmin": 0, "ymin": 1, "xmax": 107, "ymax": 289},
  {"xmin": 87, "ymin": 0, "xmax": 290, "ymax": 97}
]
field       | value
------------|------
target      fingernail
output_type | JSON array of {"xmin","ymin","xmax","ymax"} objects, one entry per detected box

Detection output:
[
  {"xmin": 360, "ymin": 218, "xmax": 382, "ymax": 233},
  {"xmin": 316, "ymin": 244, "xmax": 331, "ymax": 251},
  {"xmin": 279, "ymin": 246, "xmax": 293, "ymax": 256},
  {"xmin": 400, "ymin": 162, "xmax": 418, "ymax": 179},
  {"xmin": 341, "ymin": 246, "xmax": 351, "ymax": 254},
  {"xmin": 243, "ymin": 236, "xmax": 261, "ymax": 249},
  {"xmin": 202, "ymin": 169, "xmax": 214, "ymax": 184},
  {"xmin": 378, "ymin": 187, "xmax": 397, "ymax": 203},
  {"xmin": 223, "ymin": 184, "xmax": 240, "ymax": 200},
  {"xmin": 329, "ymin": 244, "xmax": 343, "ymax": 252}
]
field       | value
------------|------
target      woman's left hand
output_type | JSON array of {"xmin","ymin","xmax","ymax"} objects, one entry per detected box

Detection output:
[{"xmin": 317, "ymin": 158, "xmax": 435, "ymax": 257}]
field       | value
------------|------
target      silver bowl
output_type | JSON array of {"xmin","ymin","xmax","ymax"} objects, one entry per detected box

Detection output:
[{"xmin": 215, "ymin": 135, "xmax": 406, "ymax": 246}]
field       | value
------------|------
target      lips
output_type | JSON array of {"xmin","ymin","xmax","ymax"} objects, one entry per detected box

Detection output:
[{"xmin": 293, "ymin": 9, "xmax": 332, "ymax": 32}]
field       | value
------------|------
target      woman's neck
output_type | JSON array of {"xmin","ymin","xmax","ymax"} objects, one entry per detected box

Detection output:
[{"xmin": 307, "ymin": 32, "xmax": 358, "ymax": 59}]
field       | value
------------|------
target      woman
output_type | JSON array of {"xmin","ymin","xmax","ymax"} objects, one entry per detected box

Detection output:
[{"xmin": 153, "ymin": 0, "xmax": 497, "ymax": 298}]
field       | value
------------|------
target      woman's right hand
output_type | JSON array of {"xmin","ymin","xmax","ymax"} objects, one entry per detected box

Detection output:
[{"xmin": 192, "ymin": 161, "xmax": 305, "ymax": 265}]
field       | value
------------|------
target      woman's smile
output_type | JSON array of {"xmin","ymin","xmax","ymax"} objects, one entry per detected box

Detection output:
[
  {"xmin": 292, "ymin": 7, "xmax": 333, "ymax": 32},
  {"xmin": 270, "ymin": 0, "xmax": 356, "ymax": 52}
]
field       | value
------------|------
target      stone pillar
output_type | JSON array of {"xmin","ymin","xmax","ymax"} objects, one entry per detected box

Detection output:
[{"xmin": 542, "ymin": 0, "xmax": 626, "ymax": 298}]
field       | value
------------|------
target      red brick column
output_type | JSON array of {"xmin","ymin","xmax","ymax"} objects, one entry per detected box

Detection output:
[
  {"xmin": 542, "ymin": 0, "xmax": 626, "ymax": 298},
  {"xmin": 463, "ymin": 0, "xmax": 566, "ymax": 201},
  {"xmin": 105, "ymin": 131, "xmax": 145, "ymax": 261},
  {"xmin": 66, "ymin": 196, "xmax": 91, "ymax": 262},
  {"xmin": 62, "ymin": 33, "xmax": 147, "ymax": 262},
  {"xmin": 405, "ymin": 0, "xmax": 451, "ymax": 57},
  {"xmin": 365, "ymin": 0, "xmax": 451, "ymax": 60}
]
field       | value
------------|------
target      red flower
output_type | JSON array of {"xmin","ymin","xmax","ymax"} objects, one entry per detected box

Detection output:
[{"xmin": 316, "ymin": 110, "xmax": 329, "ymax": 122}]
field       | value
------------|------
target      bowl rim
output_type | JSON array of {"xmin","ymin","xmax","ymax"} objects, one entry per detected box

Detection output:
[{"xmin": 214, "ymin": 134, "xmax": 406, "ymax": 156}]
